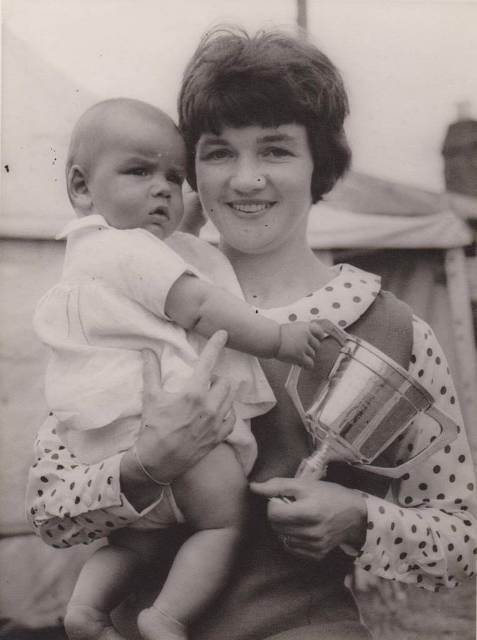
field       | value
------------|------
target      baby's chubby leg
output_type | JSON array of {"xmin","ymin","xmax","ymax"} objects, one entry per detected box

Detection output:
[
  {"xmin": 138, "ymin": 442, "xmax": 248, "ymax": 640},
  {"xmin": 65, "ymin": 530, "xmax": 158, "ymax": 640}
]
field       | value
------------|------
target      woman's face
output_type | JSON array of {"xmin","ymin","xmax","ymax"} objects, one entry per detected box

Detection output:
[{"xmin": 195, "ymin": 124, "xmax": 314, "ymax": 255}]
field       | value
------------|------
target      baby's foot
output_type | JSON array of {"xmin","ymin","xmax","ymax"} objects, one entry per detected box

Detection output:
[
  {"xmin": 64, "ymin": 604, "xmax": 126, "ymax": 640},
  {"xmin": 138, "ymin": 606, "xmax": 187, "ymax": 640}
]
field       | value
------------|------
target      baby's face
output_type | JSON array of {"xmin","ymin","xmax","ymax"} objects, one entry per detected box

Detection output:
[{"xmin": 86, "ymin": 112, "xmax": 186, "ymax": 240}]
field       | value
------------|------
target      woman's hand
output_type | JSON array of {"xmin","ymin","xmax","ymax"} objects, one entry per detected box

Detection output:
[
  {"xmin": 121, "ymin": 330, "xmax": 236, "ymax": 511},
  {"xmin": 250, "ymin": 477, "xmax": 367, "ymax": 561}
]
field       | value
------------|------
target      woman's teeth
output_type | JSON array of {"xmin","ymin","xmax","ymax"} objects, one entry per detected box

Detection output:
[{"xmin": 230, "ymin": 202, "xmax": 271, "ymax": 213}]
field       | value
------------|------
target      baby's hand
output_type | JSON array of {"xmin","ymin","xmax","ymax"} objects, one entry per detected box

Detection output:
[{"xmin": 276, "ymin": 321, "xmax": 326, "ymax": 369}]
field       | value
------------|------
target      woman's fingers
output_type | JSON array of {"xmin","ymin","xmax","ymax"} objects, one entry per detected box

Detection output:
[
  {"xmin": 208, "ymin": 374, "xmax": 236, "ymax": 408},
  {"xmin": 271, "ymin": 523, "xmax": 321, "ymax": 539},
  {"xmin": 179, "ymin": 373, "xmax": 236, "ymax": 448},
  {"xmin": 219, "ymin": 407, "xmax": 236, "ymax": 439},
  {"xmin": 141, "ymin": 349, "xmax": 163, "ymax": 402},
  {"xmin": 207, "ymin": 376, "xmax": 235, "ymax": 414},
  {"xmin": 132, "ymin": 333, "xmax": 240, "ymax": 486},
  {"xmin": 279, "ymin": 525, "xmax": 333, "ymax": 562},
  {"xmin": 250, "ymin": 477, "xmax": 300, "ymax": 499},
  {"xmin": 249, "ymin": 478, "xmax": 311, "ymax": 508},
  {"xmin": 193, "ymin": 330, "xmax": 228, "ymax": 384},
  {"xmin": 142, "ymin": 331, "xmax": 228, "ymax": 405},
  {"xmin": 254, "ymin": 478, "xmax": 366, "ymax": 560},
  {"xmin": 282, "ymin": 542, "xmax": 327, "ymax": 562},
  {"xmin": 207, "ymin": 377, "xmax": 237, "ymax": 439}
]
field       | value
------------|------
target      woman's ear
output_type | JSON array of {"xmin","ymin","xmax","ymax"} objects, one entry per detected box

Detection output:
[{"xmin": 67, "ymin": 164, "xmax": 93, "ymax": 213}]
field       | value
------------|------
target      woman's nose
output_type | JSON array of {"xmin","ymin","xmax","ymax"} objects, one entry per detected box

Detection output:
[{"xmin": 229, "ymin": 161, "xmax": 266, "ymax": 193}]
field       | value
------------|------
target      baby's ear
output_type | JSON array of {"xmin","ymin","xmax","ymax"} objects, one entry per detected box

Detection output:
[{"xmin": 67, "ymin": 164, "xmax": 93, "ymax": 212}]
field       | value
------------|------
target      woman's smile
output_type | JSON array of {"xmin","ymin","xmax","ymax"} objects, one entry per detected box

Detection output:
[{"xmin": 226, "ymin": 200, "xmax": 276, "ymax": 216}]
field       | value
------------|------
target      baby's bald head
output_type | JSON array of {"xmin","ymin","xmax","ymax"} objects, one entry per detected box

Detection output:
[
  {"xmin": 65, "ymin": 98, "xmax": 185, "ymax": 218},
  {"xmin": 66, "ymin": 98, "xmax": 178, "ymax": 179}
]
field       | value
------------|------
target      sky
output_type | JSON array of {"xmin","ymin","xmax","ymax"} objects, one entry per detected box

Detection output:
[{"xmin": 2, "ymin": 0, "xmax": 477, "ymax": 228}]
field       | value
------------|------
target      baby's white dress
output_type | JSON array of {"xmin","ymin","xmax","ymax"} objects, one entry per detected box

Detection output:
[{"xmin": 34, "ymin": 215, "xmax": 275, "ymax": 478}]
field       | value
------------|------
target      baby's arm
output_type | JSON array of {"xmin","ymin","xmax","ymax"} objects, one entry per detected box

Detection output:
[{"xmin": 165, "ymin": 273, "xmax": 323, "ymax": 368}]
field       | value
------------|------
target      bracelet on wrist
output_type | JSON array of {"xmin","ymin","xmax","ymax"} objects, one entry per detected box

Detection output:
[{"xmin": 132, "ymin": 444, "xmax": 170, "ymax": 487}]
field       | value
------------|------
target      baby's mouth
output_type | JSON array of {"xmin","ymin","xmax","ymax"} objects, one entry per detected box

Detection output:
[{"xmin": 149, "ymin": 207, "xmax": 169, "ymax": 222}]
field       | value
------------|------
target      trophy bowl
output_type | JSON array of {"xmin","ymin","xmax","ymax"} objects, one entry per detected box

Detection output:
[{"xmin": 286, "ymin": 319, "xmax": 460, "ymax": 480}]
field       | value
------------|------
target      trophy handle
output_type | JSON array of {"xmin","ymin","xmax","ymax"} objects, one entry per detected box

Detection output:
[
  {"xmin": 285, "ymin": 319, "xmax": 347, "ymax": 425},
  {"xmin": 358, "ymin": 404, "xmax": 460, "ymax": 478},
  {"xmin": 285, "ymin": 364, "xmax": 309, "ymax": 425},
  {"xmin": 311, "ymin": 319, "xmax": 348, "ymax": 346}
]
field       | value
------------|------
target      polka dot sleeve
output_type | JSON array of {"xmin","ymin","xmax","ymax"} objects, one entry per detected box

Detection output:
[
  {"xmin": 355, "ymin": 316, "xmax": 477, "ymax": 590},
  {"xmin": 26, "ymin": 414, "xmax": 153, "ymax": 547}
]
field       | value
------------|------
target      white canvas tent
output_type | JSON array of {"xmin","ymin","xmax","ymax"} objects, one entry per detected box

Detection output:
[{"xmin": 1, "ymin": 28, "xmax": 97, "ymax": 234}]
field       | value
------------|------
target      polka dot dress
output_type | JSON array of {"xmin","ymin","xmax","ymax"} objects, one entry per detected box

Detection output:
[
  {"xmin": 356, "ymin": 314, "xmax": 477, "ymax": 591},
  {"xmin": 26, "ymin": 264, "xmax": 477, "ymax": 590},
  {"xmin": 26, "ymin": 412, "xmax": 137, "ymax": 546}
]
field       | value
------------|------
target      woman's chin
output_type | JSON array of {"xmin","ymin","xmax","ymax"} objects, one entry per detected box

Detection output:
[{"xmin": 220, "ymin": 234, "xmax": 279, "ymax": 257}]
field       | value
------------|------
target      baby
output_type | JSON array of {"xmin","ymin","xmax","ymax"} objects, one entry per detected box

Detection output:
[{"xmin": 34, "ymin": 98, "xmax": 322, "ymax": 640}]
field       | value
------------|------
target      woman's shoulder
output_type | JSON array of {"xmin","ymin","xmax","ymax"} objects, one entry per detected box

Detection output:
[{"xmin": 166, "ymin": 231, "xmax": 226, "ymax": 266}]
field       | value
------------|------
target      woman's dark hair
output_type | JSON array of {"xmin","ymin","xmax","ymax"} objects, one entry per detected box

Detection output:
[{"xmin": 178, "ymin": 26, "xmax": 351, "ymax": 203}]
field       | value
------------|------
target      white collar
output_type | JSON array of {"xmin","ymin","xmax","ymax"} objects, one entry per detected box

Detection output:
[
  {"xmin": 258, "ymin": 263, "xmax": 382, "ymax": 328},
  {"xmin": 56, "ymin": 214, "xmax": 110, "ymax": 240}
]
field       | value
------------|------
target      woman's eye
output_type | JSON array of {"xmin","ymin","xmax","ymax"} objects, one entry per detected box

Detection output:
[
  {"xmin": 262, "ymin": 147, "xmax": 292, "ymax": 158},
  {"xmin": 202, "ymin": 148, "xmax": 232, "ymax": 161}
]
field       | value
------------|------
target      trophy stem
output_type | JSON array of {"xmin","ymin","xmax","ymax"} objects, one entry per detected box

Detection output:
[
  {"xmin": 272, "ymin": 439, "xmax": 332, "ymax": 505},
  {"xmin": 295, "ymin": 438, "xmax": 332, "ymax": 480}
]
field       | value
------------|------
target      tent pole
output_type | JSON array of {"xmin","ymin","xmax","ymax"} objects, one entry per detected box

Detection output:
[
  {"xmin": 297, "ymin": 0, "xmax": 307, "ymax": 32},
  {"xmin": 444, "ymin": 247, "xmax": 477, "ymax": 470}
]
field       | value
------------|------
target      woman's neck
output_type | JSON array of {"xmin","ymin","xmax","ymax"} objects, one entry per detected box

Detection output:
[{"xmin": 222, "ymin": 240, "xmax": 334, "ymax": 309}]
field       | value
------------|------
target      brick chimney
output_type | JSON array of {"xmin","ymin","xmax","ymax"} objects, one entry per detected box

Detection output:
[{"xmin": 442, "ymin": 101, "xmax": 477, "ymax": 197}]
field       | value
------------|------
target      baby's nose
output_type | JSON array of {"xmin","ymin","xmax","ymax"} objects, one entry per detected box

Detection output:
[{"xmin": 151, "ymin": 177, "xmax": 171, "ymax": 197}]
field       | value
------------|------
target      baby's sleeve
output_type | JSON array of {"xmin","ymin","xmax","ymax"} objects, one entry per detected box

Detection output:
[{"xmin": 112, "ymin": 229, "xmax": 198, "ymax": 319}]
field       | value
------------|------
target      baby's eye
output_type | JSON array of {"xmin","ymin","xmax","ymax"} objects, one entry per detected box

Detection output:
[
  {"xmin": 126, "ymin": 167, "xmax": 149, "ymax": 177},
  {"xmin": 166, "ymin": 170, "xmax": 184, "ymax": 185}
]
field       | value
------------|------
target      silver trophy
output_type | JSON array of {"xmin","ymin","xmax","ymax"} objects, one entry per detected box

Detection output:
[{"xmin": 286, "ymin": 319, "xmax": 459, "ymax": 481}]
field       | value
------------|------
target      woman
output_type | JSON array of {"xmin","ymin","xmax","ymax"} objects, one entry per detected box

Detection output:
[{"xmin": 27, "ymin": 27, "xmax": 476, "ymax": 640}]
